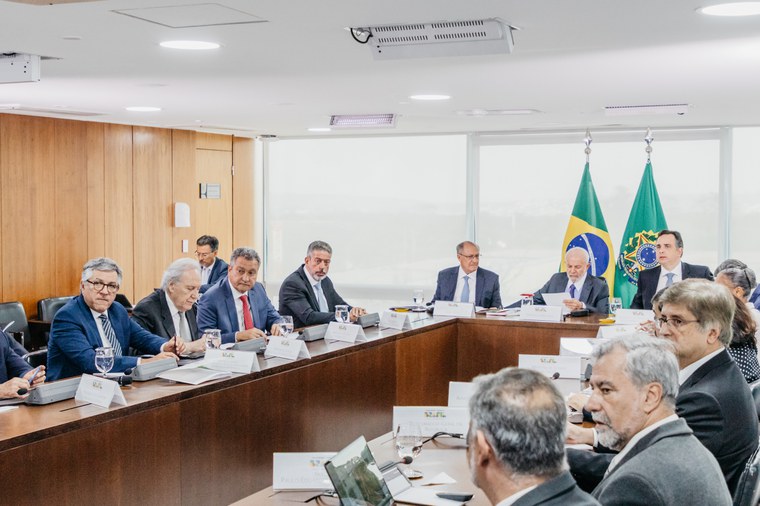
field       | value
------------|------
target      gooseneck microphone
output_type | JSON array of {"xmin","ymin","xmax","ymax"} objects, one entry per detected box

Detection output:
[
  {"xmin": 551, "ymin": 372, "xmax": 560, "ymax": 380},
  {"xmin": 378, "ymin": 456, "xmax": 413, "ymax": 472}
]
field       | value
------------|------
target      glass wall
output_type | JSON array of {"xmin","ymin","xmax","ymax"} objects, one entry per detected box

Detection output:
[{"xmin": 732, "ymin": 127, "xmax": 760, "ymax": 274}]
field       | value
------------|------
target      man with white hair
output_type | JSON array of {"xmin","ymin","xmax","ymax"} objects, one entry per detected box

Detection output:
[
  {"xmin": 529, "ymin": 247, "xmax": 609, "ymax": 313},
  {"xmin": 132, "ymin": 257, "xmax": 206, "ymax": 353}
]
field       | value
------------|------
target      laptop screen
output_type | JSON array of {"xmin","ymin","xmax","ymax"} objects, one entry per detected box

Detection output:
[{"xmin": 324, "ymin": 435, "xmax": 394, "ymax": 506}]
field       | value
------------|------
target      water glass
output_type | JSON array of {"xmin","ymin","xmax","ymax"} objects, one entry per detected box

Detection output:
[
  {"xmin": 520, "ymin": 293, "xmax": 534, "ymax": 308},
  {"xmin": 278, "ymin": 315, "xmax": 294, "ymax": 337},
  {"xmin": 413, "ymin": 289, "xmax": 424, "ymax": 309},
  {"xmin": 204, "ymin": 329, "xmax": 222, "ymax": 349},
  {"xmin": 609, "ymin": 297, "xmax": 623, "ymax": 316},
  {"xmin": 94, "ymin": 346, "xmax": 114, "ymax": 377},
  {"xmin": 395, "ymin": 422, "xmax": 423, "ymax": 479},
  {"xmin": 335, "ymin": 305, "xmax": 350, "ymax": 323}
]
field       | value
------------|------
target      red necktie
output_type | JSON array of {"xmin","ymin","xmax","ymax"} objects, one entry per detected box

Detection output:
[{"xmin": 240, "ymin": 295, "xmax": 254, "ymax": 330}]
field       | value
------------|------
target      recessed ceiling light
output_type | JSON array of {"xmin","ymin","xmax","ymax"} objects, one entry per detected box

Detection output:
[
  {"xmin": 125, "ymin": 106, "xmax": 162, "ymax": 112},
  {"xmin": 700, "ymin": 2, "xmax": 760, "ymax": 16},
  {"xmin": 308, "ymin": 127, "xmax": 331, "ymax": 132},
  {"xmin": 61, "ymin": 35, "xmax": 82, "ymax": 41},
  {"xmin": 159, "ymin": 40, "xmax": 221, "ymax": 50},
  {"xmin": 409, "ymin": 94, "xmax": 451, "ymax": 101}
]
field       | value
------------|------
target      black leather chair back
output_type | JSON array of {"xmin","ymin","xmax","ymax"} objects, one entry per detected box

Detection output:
[
  {"xmin": 750, "ymin": 379, "xmax": 760, "ymax": 422},
  {"xmin": 22, "ymin": 349, "xmax": 47, "ymax": 369},
  {"xmin": 114, "ymin": 293, "xmax": 132, "ymax": 309},
  {"xmin": 734, "ymin": 438, "xmax": 760, "ymax": 506},
  {"xmin": 37, "ymin": 296, "xmax": 74, "ymax": 322},
  {"xmin": 0, "ymin": 302, "xmax": 30, "ymax": 349}
]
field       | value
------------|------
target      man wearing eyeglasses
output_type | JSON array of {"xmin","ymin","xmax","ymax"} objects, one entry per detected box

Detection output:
[
  {"xmin": 431, "ymin": 241, "xmax": 502, "ymax": 309},
  {"xmin": 47, "ymin": 257, "xmax": 184, "ymax": 381},
  {"xmin": 196, "ymin": 235, "xmax": 228, "ymax": 294},
  {"xmin": 566, "ymin": 279, "xmax": 757, "ymax": 496}
]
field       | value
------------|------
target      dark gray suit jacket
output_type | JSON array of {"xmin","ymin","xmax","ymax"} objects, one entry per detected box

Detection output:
[
  {"xmin": 431, "ymin": 266, "xmax": 502, "ymax": 308},
  {"xmin": 200, "ymin": 257, "xmax": 229, "ymax": 294},
  {"xmin": 278, "ymin": 265, "xmax": 349, "ymax": 329},
  {"xmin": 513, "ymin": 471, "xmax": 599, "ymax": 505},
  {"xmin": 592, "ymin": 418, "xmax": 732, "ymax": 505},
  {"xmin": 131, "ymin": 289, "xmax": 200, "ymax": 341},
  {"xmin": 630, "ymin": 262, "xmax": 713, "ymax": 309},
  {"xmin": 532, "ymin": 273, "xmax": 609, "ymax": 313}
]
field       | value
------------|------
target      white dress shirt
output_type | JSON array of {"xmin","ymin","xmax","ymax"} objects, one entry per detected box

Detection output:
[
  {"xmin": 655, "ymin": 262, "xmax": 683, "ymax": 293},
  {"xmin": 495, "ymin": 485, "xmax": 538, "ymax": 506},
  {"xmin": 89, "ymin": 308, "xmax": 111, "ymax": 348},
  {"xmin": 565, "ymin": 273, "xmax": 588, "ymax": 307},
  {"xmin": 454, "ymin": 267, "xmax": 478, "ymax": 304},
  {"xmin": 164, "ymin": 291, "xmax": 191, "ymax": 341},
  {"xmin": 201, "ymin": 257, "xmax": 216, "ymax": 285}
]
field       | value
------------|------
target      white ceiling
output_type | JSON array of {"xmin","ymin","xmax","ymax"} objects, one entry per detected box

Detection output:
[{"xmin": 1, "ymin": 0, "xmax": 760, "ymax": 138}]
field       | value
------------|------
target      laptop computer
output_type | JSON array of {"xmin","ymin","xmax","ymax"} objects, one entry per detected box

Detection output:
[{"xmin": 324, "ymin": 435, "xmax": 466, "ymax": 505}]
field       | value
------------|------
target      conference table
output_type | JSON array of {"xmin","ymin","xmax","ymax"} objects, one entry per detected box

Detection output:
[{"xmin": 0, "ymin": 312, "xmax": 601, "ymax": 505}]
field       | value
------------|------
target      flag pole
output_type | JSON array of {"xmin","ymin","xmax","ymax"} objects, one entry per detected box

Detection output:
[
  {"xmin": 644, "ymin": 127, "xmax": 654, "ymax": 161},
  {"xmin": 584, "ymin": 128, "xmax": 592, "ymax": 163}
]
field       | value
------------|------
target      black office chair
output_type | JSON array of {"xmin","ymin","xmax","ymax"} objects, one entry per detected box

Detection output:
[
  {"xmin": 733, "ymin": 437, "xmax": 760, "ymax": 506},
  {"xmin": 22, "ymin": 349, "xmax": 47, "ymax": 369},
  {"xmin": 750, "ymin": 379, "xmax": 760, "ymax": 422},
  {"xmin": 37, "ymin": 296, "xmax": 74, "ymax": 322},
  {"xmin": 115, "ymin": 293, "xmax": 132, "ymax": 309},
  {"xmin": 0, "ymin": 301, "xmax": 32, "ymax": 351}
]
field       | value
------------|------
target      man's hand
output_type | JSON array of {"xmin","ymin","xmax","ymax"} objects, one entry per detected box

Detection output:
[
  {"xmin": 349, "ymin": 307, "xmax": 367, "ymax": 322},
  {"xmin": 185, "ymin": 338, "xmax": 206, "ymax": 353},
  {"xmin": 0, "ymin": 377, "xmax": 31, "ymax": 399},
  {"xmin": 22, "ymin": 366, "xmax": 46, "ymax": 387},
  {"xmin": 566, "ymin": 423, "xmax": 595, "ymax": 446},
  {"xmin": 567, "ymin": 392, "xmax": 589, "ymax": 413},
  {"xmin": 235, "ymin": 328, "xmax": 266, "ymax": 341},
  {"xmin": 563, "ymin": 299, "xmax": 585, "ymax": 312},
  {"xmin": 270, "ymin": 324, "xmax": 282, "ymax": 337},
  {"xmin": 162, "ymin": 336, "xmax": 187, "ymax": 356},
  {"xmin": 143, "ymin": 351, "xmax": 180, "ymax": 364}
]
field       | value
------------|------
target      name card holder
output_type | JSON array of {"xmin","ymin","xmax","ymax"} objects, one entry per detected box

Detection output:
[
  {"xmin": 433, "ymin": 301, "xmax": 475, "ymax": 318},
  {"xmin": 272, "ymin": 452, "xmax": 335, "ymax": 491},
  {"xmin": 519, "ymin": 304, "xmax": 563, "ymax": 322},
  {"xmin": 392, "ymin": 406, "xmax": 470, "ymax": 437},
  {"xmin": 325, "ymin": 322, "xmax": 367, "ymax": 343},
  {"xmin": 265, "ymin": 335, "xmax": 311, "ymax": 361},
  {"xmin": 381, "ymin": 310, "xmax": 412, "ymax": 330},
  {"xmin": 597, "ymin": 325, "xmax": 640, "ymax": 339},
  {"xmin": 75, "ymin": 374, "xmax": 128, "ymax": 408},
  {"xmin": 204, "ymin": 348, "xmax": 259, "ymax": 373},
  {"xmin": 518, "ymin": 354, "xmax": 582, "ymax": 379},
  {"xmin": 614, "ymin": 309, "xmax": 654, "ymax": 325},
  {"xmin": 447, "ymin": 381, "xmax": 475, "ymax": 407}
]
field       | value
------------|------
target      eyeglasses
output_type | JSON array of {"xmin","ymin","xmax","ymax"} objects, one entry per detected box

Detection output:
[
  {"xmin": 458, "ymin": 254, "xmax": 481, "ymax": 260},
  {"xmin": 657, "ymin": 316, "xmax": 700, "ymax": 329},
  {"xmin": 85, "ymin": 280, "xmax": 120, "ymax": 294},
  {"xmin": 195, "ymin": 251, "xmax": 214, "ymax": 259}
]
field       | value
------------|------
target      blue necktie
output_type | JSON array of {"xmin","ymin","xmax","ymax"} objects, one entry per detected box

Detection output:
[
  {"xmin": 665, "ymin": 273, "xmax": 675, "ymax": 287},
  {"xmin": 461, "ymin": 275, "xmax": 470, "ymax": 303},
  {"xmin": 314, "ymin": 283, "xmax": 329, "ymax": 312},
  {"xmin": 99, "ymin": 314, "xmax": 123, "ymax": 356},
  {"xmin": 569, "ymin": 284, "xmax": 577, "ymax": 299}
]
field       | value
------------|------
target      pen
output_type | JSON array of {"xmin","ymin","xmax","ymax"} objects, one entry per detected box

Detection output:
[{"xmin": 27, "ymin": 366, "xmax": 41, "ymax": 386}]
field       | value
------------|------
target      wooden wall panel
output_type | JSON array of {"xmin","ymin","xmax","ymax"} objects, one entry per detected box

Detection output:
[
  {"xmin": 196, "ymin": 132, "xmax": 231, "ymax": 151},
  {"xmin": 172, "ymin": 129, "xmax": 197, "ymax": 259},
  {"xmin": 195, "ymin": 148, "xmax": 233, "ymax": 260},
  {"xmin": 132, "ymin": 127, "xmax": 173, "ymax": 299},
  {"xmin": 103, "ymin": 124, "xmax": 135, "ymax": 302},
  {"xmin": 86, "ymin": 122, "xmax": 105, "ymax": 259},
  {"xmin": 0, "ymin": 115, "xmax": 57, "ymax": 315},
  {"xmin": 232, "ymin": 137, "xmax": 255, "ymax": 249},
  {"xmin": 0, "ymin": 117, "xmax": 3, "ymax": 302},
  {"xmin": 54, "ymin": 120, "xmax": 89, "ymax": 296}
]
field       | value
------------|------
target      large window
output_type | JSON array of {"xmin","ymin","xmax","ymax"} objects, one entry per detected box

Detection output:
[
  {"xmin": 732, "ymin": 127, "xmax": 760, "ymax": 273},
  {"xmin": 266, "ymin": 135, "xmax": 467, "ymax": 311}
]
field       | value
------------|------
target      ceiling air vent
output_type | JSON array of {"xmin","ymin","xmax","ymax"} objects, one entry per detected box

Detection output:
[
  {"xmin": 329, "ymin": 114, "xmax": 396, "ymax": 128},
  {"xmin": 605, "ymin": 104, "xmax": 689, "ymax": 116}
]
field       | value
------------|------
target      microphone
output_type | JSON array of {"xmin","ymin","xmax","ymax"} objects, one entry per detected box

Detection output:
[
  {"xmin": 17, "ymin": 387, "xmax": 28, "ymax": 396},
  {"xmin": 115, "ymin": 375, "xmax": 133, "ymax": 387},
  {"xmin": 551, "ymin": 372, "xmax": 560, "ymax": 380},
  {"xmin": 378, "ymin": 456, "xmax": 413, "ymax": 472}
]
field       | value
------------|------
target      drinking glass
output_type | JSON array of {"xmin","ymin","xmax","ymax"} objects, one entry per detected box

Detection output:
[
  {"xmin": 609, "ymin": 297, "xmax": 623, "ymax": 316},
  {"xmin": 413, "ymin": 289, "xmax": 425, "ymax": 310},
  {"xmin": 395, "ymin": 422, "xmax": 423, "ymax": 479},
  {"xmin": 520, "ymin": 293, "xmax": 534, "ymax": 308},
  {"xmin": 278, "ymin": 316, "xmax": 294, "ymax": 337},
  {"xmin": 204, "ymin": 329, "xmax": 222, "ymax": 349},
  {"xmin": 94, "ymin": 346, "xmax": 114, "ymax": 378},
  {"xmin": 335, "ymin": 305, "xmax": 350, "ymax": 323}
]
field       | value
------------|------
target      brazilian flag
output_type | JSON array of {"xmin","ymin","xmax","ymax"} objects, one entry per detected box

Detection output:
[
  {"xmin": 614, "ymin": 161, "xmax": 668, "ymax": 308},
  {"xmin": 560, "ymin": 163, "xmax": 615, "ymax": 293}
]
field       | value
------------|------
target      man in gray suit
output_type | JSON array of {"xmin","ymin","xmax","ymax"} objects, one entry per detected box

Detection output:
[
  {"xmin": 468, "ymin": 367, "xmax": 599, "ymax": 505},
  {"xmin": 530, "ymin": 247, "xmax": 609, "ymax": 313},
  {"xmin": 588, "ymin": 335, "xmax": 731, "ymax": 505}
]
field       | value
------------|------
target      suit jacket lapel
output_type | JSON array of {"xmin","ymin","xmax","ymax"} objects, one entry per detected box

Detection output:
[
  {"xmin": 580, "ymin": 277, "xmax": 594, "ymax": 304},
  {"xmin": 681, "ymin": 262, "xmax": 691, "ymax": 278},
  {"xmin": 221, "ymin": 281, "xmax": 240, "ymax": 332},
  {"xmin": 159, "ymin": 292, "xmax": 177, "ymax": 336},
  {"xmin": 78, "ymin": 296, "xmax": 103, "ymax": 348},
  {"xmin": 297, "ymin": 267, "xmax": 319, "ymax": 309},
  {"xmin": 475, "ymin": 269, "xmax": 485, "ymax": 306},
  {"xmin": 445, "ymin": 268, "xmax": 459, "ymax": 300},
  {"xmin": 188, "ymin": 307, "xmax": 199, "ymax": 339}
]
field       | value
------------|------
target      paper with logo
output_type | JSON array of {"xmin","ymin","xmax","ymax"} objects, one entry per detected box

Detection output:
[
  {"xmin": 447, "ymin": 381, "xmax": 475, "ymax": 407},
  {"xmin": 596, "ymin": 324, "xmax": 640, "ymax": 339},
  {"xmin": 518, "ymin": 354, "xmax": 581, "ymax": 379},
  {"xmin": 202, "ymin": 348, "xmax": 259, "ymax": 373},
  {"xmin": 272, "ymin": 452, "xmax": 335, "ymax": 491},
  {"xmin": 381, "ymin": 310, "xmax": 412, "ymax": 330},
  {"xmin": 614, "ymin": 308, "xmax": 654, "ymax": 326},
  {"xmin": 324, "ymin": 321, "xmax": 367, "ymax": 343},
  {"xmin": 560, "ymin": 337, "xmax": 609, "ymax": 357},
  {"xmin": 540, "ymin": 293, "xmax": 572, "ymax": 314},
  {"xmin": 75, "ymin": 373, "xmax": 128, "ymax": 408},
  {"xmin": 392, "ymin": 406, "xmax": 469, "ymax": 437},
  {"xmin": 265, "ymin": 335, "xmax": 311, "ymax": 360},
  {"xmin": 519, "ymin": 304, "xmax": 563, "ymax": 322},
  {"xmin": 156, "ymin": 366, "xmax": 233, "ymax": 385},
  {"xmin": 433, "ymin": 300, "xmax": 475, "ymax": 318}
]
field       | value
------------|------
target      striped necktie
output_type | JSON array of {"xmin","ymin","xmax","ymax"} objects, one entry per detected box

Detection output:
[{"xmin": 99, "ymin": 314, "xmax": 123, "ymax": 356}]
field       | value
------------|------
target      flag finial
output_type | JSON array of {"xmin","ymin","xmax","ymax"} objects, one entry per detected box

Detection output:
[
  {"xmin": 644, "ymin": 128, "xmax": 654, "ymax": 160},
  {"xmin": 584, "ymin": 129, "xmax": 592, "ymax": 162}
]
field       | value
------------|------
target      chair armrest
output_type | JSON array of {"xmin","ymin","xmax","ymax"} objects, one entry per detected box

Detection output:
[{"xmin": 27, "ymin": 319, "xmax": 51, "ymax": 351}]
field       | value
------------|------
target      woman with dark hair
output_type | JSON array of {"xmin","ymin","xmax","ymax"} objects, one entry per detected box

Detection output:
[
  {"xmin": 715, "ymin": 262, "xmax": 760, "ymax": 339},
  {"xmin": 726, "ymin": 294, "xmax": 760, "ymax": 383}
]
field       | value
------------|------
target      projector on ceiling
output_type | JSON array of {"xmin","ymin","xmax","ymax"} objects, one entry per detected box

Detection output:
[{"xmin": 0, "ymin": 53, "xmax": 41, "ymax": 84}]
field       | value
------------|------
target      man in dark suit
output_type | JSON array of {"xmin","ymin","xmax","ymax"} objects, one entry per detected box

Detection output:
[
  {"xmin": 197, "ymin": 247, "xmax": 283, "ymax": 344},
  {"xmin": 530, "ymin": 247, "xmax": 609, "ymax": 313},
  {"xmin": 567, "ymin": 279, "xmax": 758, "ymax": 496},
  {"xmin": 468, "ymin": 367, "xmax": 599, "ymax": 505},
  {"xmin": 587, "ymin": 335, "xmax": 731, "ymax": 505},
  {"xmin": 631, "ymin": 229, "xmax": 713, "ymax": 309},
  {"xmin": 197, "ymin": 235, "xmax": 229, "ymax": 294},
  {"xmin": 47, "ymin": 257, "xmax": 183, "ymax": 381},
  {"xmin": 0, "ymin": 330, "xmax": 45, "ymax": 398},
  {"xmin": 432, "ymin": 241, "xmax": 502, "ymax": 308},
  {"xmin": 279, "ymin": 240, "xmax": 366, "ymax": 329},
  {"xmin": 132, "ymin": 258, "xmax": 205, "ymax": 353}
]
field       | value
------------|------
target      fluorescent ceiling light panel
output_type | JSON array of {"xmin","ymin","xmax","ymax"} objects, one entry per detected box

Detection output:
[
  {"xmin": 364, "ymin": 18, "xmax": 513, "ymax": 60},
  {"xmin": 126, "ymin": 106, "xmax": 162, "ymax": 112},
  {"xmin": 160, "ymin": 40, "xmax": 220, "ymax": 50},
  {"xmin": 329, "ymin": 114, "xmax": 396, "ymax": 128},
  {"xmin": 113, "ymin": 3, "xmax": 266, "ymax": 28},
  {"xmin": 605, "ymin": 104, "xmax": 689, "ymax": 116},
  {"xmin": 410, "ymin": 94, "xmax": 451, "ymax": 101},
  {"xmin": 701, "ymin": 2, "xmax": 760, "ymax": 16}
]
